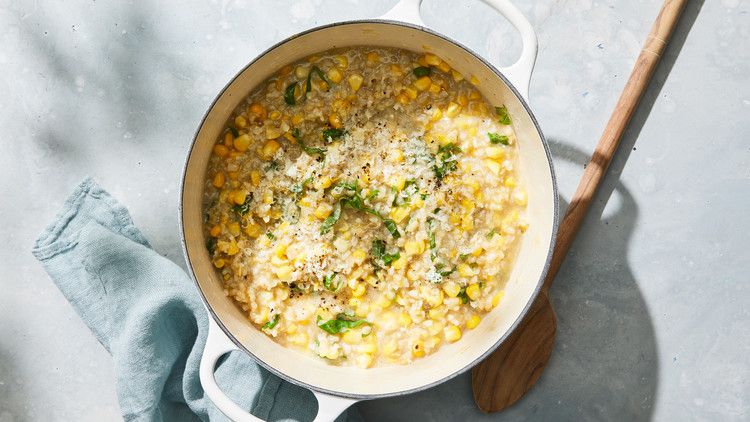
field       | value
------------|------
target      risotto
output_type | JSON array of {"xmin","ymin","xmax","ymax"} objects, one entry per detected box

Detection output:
[{"xmin": 203, "ymin": 47, "xmax": 528, "ymax": 368}]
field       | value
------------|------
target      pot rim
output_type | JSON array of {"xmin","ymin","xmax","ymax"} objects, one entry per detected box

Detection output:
[{"xmin": 179, "ymin": 18, "xmax": 559, "ymax": 400}]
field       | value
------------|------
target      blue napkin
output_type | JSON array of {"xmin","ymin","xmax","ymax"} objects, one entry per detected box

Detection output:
[{"xmin": 32, "ymin": 177, "xmax": 362, "ymax": 422}]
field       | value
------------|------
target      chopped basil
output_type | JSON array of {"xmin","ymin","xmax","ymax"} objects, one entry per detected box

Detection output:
[
  {"xmin": 292, "ymin": 128, "xmax": 327, "ymax": 157},
  {"xmin": 305, "ymin": 65, "xmax": 329, "ymax": 94},
  {"xmin": 262, "ymin": 314, "xmax": 280, "ymax": 330},
  {"xmin": 322, "ymin": 128, "xmax": 345, "ymax": 142},
  {"xmin": 319, "ymin": 201, "xmax": 342, "ymax": 235},
  {"xmin": 459, "ymin": 253, "xmax": 470, "ymax": 261},
  {"xmin": 457, "ymin": 287, "xmax": 470, "ymax": 304},
  {"xmin": 206, "ymin": 238, "xmax": 216, "ymax": 255},
  {"xmin": 486, "ymin": 228, "xmax": 498, "ymax": 239},
  {"xmin": 323, "ymin": 273, "xmax": 342, "ymax": 292},
  {"xmin": 371, "ymin": 239, "xmax": 400, "ymax": 267},
  {"xmin": 488, "ymin": 132, "xmax": 509, "ymax": 145},
  {"xmin": 284, "ymin": 83, "xmax": 297, "ymax": 105},
  {"xmin": 392, "ymin": 179, "xmax": 418, "ymax": 206},
  {"xmin": 495, "ymin": 105, "xmax": 512, "ymax": 125},
  {"xmin": 432, "ymin": 143, "xmax": 461, "ymax": 180},
  {"xmin": 317, "ymin": 314, "xmax": 367, "ymax": 334},
  {"xmin": 324, "ymin": 181, "xmax": 400, "ymax": 238},
  {"xmin": 266, "ymin": 232, "xmax": 275, "ymax": 240},
  {"xmin": 228, "ymin": 126, "xmax": 239, "ymax": 137},
  {"xmin": 264, "ymin": 160, "xmax": 281, "ymax": 171},
  {"xmin": 290, "ymin": 177, "xmax": 314, "ymax": 195},
  {"xmin": 231, "ymin": 194, "xmax": 253, "ymax": 215},
  {"xmin": 413, "ymin": 66, "xmax": 432, "ymax": 77},
  {"xmin": 367, "ymin": 189, "xmax": 380, "ymax": 199},
  {"xmin": 383, "ymin": 219, "xmax": 401, "ymax": 238}
]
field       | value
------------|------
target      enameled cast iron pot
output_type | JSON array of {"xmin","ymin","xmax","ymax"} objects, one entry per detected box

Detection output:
[{"xmin": 180, "ymin": 1, "xmax": 558, "ymax": 420}]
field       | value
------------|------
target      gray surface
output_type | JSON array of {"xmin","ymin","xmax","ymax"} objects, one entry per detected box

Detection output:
[{"xmin": 1, "ymin": 0, "xmax": 748, "ymax": 421}]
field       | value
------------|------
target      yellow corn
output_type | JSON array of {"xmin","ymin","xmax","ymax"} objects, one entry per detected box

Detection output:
[
  {"xmin": 250, "ymin": 170, "xmax": 261, "ymax": 187},
  {"xmin": 228, "ymin": 222, "xmax": 241, "ymax": 237},
  {"xmin": 269, "ymin": 110, "xmax": 281, "ymax": 120},
  {"xmin": 504, "ymin": 176, "xmax": 517, "ymax": 188},
  {"xmin": 457, "ymin": 263, "xmax": 474, "ymax": 277},
  {"xmin": 486, "ymin": 146, "xmax": 504, "ymax": 159},
  {"xmin": 348, "ymin": 74, "xmax": 364, "ymax": 91},
  {"xmin": 328, "ymin": 113, "xmax": 343, "ymax": 129},
  {"xmin": 470, "ymin": 75, "xmax": 480, "ymax": 85},
  {"xmin": 274, "ymin": 243, "xmax": 287, "ymax": 259},
  {"xmin": 234, "ymin": 115, "xmax": 247, "ymax": 129},
  {"xmin": 232, "ymin": 190, "xmax": 248, "ymax": 205},
  {"xmin": 466, "ymin": 283, "xmax": 481, "ymax": 300},
  {"xmin": 261, "ymin": 140, "xmax": 281, "ymax": 160},
  {"xmin": 445, "ymin": 102, "xmax": 461, "ymax": 117},
  {"xmin": 394, "ymin": 176, "xmax": 406, "ymax": 191},
  {"xmin": 274, "ymin": 265, "xmax": 293, "ymax": 281},
  {"xmin": 213, "ymin": 258, "xmax": 225, "ymax": 268},
  {"xmin": 316, "ymin": 176, "xmax": 332, "ymax": 190},
  {"xmin": 314, "ymin": 203, "xmax": 333, "ymax": 219},
  {"xmin": 445, "ymin": 325, "xmax": 462, "ymax": 342},
  {"xmin": 443, "ymin": 281, "xmax": 460, "ymax": 298},
  {"xmin": 334, "ymin": 55, "xmax": 348, "ymax": 69},
  {"xmin": 411, "ymin": 341, "xmax": 425, "ymax": 358},
  {"xmin": 404, "ymin": 86, "xmax": 418, "ymax": 99},
  {"xmin": 513, "ymin": 189, "xmax": 528, "ymax": 206},
  {"xmin": 395, "ymin": 92, "xmax": 410, "ymax": 105},
  {"xmin": 404, "ymin": 240, "xmax": 425, "ymax": 256},
  {"xmin": 423, "ymin": 53, "xmax": 440, "ymax": 66},
  {"xmin": 389, "ymin": 148, "xmax": 404, "ymax": 163},
  {"xmin": 212, "ymin": 172, "xmax": 225, "ymax": 188},
  {"xmin": 389, "ymin": 206, "xmax": 411, "ymax": 224},
  {"xmin": 352, "ymin": 249, "xmax": 367, "ymax": 264},
  {"xmin": 399, "ymin": 313, "xmax": 412, "ymax": 327},
  {"xmin": 213, "ymin": 144, "xmax": 229, "ymax": 157},
  {"xmin": 209, "ymin": 225, "xmax": 221, "ymax": 237},
  {"xmin": 244, "ymin": 223, "xmax": 262, "ymax": 238},
  {"xmin": 466, "ymin": 315, "xmax": 481, "ymax": 329},
  {"xmin": 484, "ymin": 159, "xmax": 501, "ymax": 175},
  {"xmin": 249, "ymin": 103, "xmax": 267, "ymax": 119},
  {"xmin": 366, "ymin": 51, "xmax": 379, "ymax": 64},
  {"xmin": 391, "ymin": 256, "xmax": 407, "ymax": 270},
  {"xmin": 326, "ymin": 67, "xmax": 343, "ymax": 83},
  {"xmin": 291, "ymin": 114, "xmax": 304, "ymax": 125},
  {"xmin": 233, "ymin": 134, "xmax": 252, "ymax": 152},
  {"xmin": 428, "ymin": 83, "xmax": 441, "ymax": 94},
  {"xmin": 223, "ymin": 132, "xmax": 234, "ymax": 146},
  {"xmin": 342, "ymin": 330, "xmax": 362, "ymax": 344},
  {"xmin": 436, "ymin": 60, "xmax": 451, "ymax": 73},
  {"xmin": 461, "ymin": 215, "xmax": 474, "ymax": 231},
  {"xmin": 413, "ymin": 76, "xmax": 431, "ymax": 91},
  {"xmin": 492, "ymin": 290, "xmax": 505, "ymax": 307},
  {"xmin": 451, "ymin": 69, "xmax": 464, "ymax": 82}
]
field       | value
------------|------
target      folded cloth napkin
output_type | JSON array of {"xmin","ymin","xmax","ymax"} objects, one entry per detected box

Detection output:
[{"xmin": 32, "ymin": 177, "xmax": 362, "ymax": 422}]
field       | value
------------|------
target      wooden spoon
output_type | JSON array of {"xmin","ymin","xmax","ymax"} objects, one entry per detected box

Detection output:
[{"xmin": 471, "ymin": 0, "xmax": 688, "ymax": 412}]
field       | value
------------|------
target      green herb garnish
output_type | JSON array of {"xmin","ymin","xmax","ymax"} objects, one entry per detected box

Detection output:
[
  {"xmin": 265, "ymin": 160, "xmax": 281, "ymax": 171},
  {"xmin": 317, "ymin": 314, "xmax": 367, "ymax": 334},
  {"xmin": 262, "ymin": 314, "xmax": 280, "ymax": 330},
  {"xmin": 372, "ymin": 239, "xmax": 400, "ymax": 267},
  {"xmin": 495, "ymin": 105, "xmax": 512, "ymax": 125},
  {"xmin": 231, "ymin": 194, "xmax": 253, "ymax": 215},
  {"xmin": 383, "ymin": 219, "xmax": 400, "ymax": 238},
  {"xmin": 432, "ymin": 143, "xmax": 462, "ymax": 180},
  {"xmin": 228, "ymin": 126, "xmax": 239, "ymax": 137},
  {"xmin": 457, "ymin": 287, "xmax": 470, "ymax": 304},
  {"xmin": 322, "ymin": 128, "xmax": 345, "ymax": 142},
  {"xmin": 292, "ymin": 128, "xmax": 327, "ymax": 157},
  {"xmin": 323, "ymin": 273, "xmax": 341, "ymax": 292},
  {"xmin": 367, "ymin": 189, "xmax": 380, "ymax": 199},
  {"xmin": 284, "ymin": 83, "xmax": 298, "ymax": 105},
  {"xmin": 488, "ymin": 132, "xmax": 509, "ymax": 145},
  {"xmin": 413, "ymin": 66, "xmax": 432, "ymax": 77},
  {"xmin": 305, "ymin": 66, "xmax": 328, "ymax": 94},
  {"xmin": 319, "ymin": 202, "xmax": 342, "ymax": 235},
  {"xmin": 266, "ymin": 232, "xmax": 275, "ymax": 240},
  {"xmin": 206, "ymin": 238, "xmax": 217, "ymax": 255},
  {"xmin": 486, "ymin": 228, "xmax": 498, "ymax": 239}
]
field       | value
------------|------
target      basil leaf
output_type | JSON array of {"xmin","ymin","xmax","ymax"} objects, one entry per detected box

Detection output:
[
  {"xmin": 206, "ymin": 238, "xmax": 217, "ymax": 255},
  {"xmin": 320, "ymin": 201, "xmax": 342, "ymax": 234},
  {"xmin": 284, "ymin": 83, "xmax": 298, "ymax": 105},
  {"xmin": 262, "ymin": 314, "xmax": 280, "ymax": 330},
  {"xmin": 292, "ymin": 128, "xmax": 327, "ymax": 157},
  {"xmin": 323, "ymin": 273, "xmax": 341, "ymax": 292},
  {"xmin": 383, "ymin": 219, "xmax": 401, "ymax": 239},
  {"xmin": 413, "ymin": 66, "xmax": 432, "ymax": 77},
  {"xmin": 371, "ymin": 239, "xmax": 400, "ymax": 266},
  {"xmin": 317, "ymin": 314, "xmax": 367, "ymax": 334},
  {"xmin": 486, "ymin": 228, "xmax": 498, "ymax": 239},
  {"xmin": 495, "ymin": 105, "xmax": 512, "ymax": 125},
  {"xmin": 458, "ymin": 287, "xmax": 470, "ymax": 304},
  {"xmin": 322, "ymin": 128, "xmax": 345, "ymax": 142},
  {"xmin": 266, "ymin": 232, "xmax": 275, "ymax": 240},
  {"xmin": 306, "ymin": 65, "xmax": 329, "ymax": 94},
  {"xmin": 231, "ymin": 194, "xmax": 253, "ymax": 215},
  {"xmin": 228, "ymin": 126, "xmax": 239, "ymax": 137},
  {"xmin": 432, "ymin": 143, "xmax": 462, "ymax": 180},
  {"xmin": 488, "ymin": 132, "xmax": 509, "ymax": 145},
  {"xmin": 367, "ymin": 189, "xmax": 379, "ymax": 199}
]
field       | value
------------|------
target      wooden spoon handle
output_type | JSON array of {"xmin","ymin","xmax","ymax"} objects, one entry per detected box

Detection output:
[{"xmin": 541, "ymin": 0, "xmax": 687, "ymax": 293}]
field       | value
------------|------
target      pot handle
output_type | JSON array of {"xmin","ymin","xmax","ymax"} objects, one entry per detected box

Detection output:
[
  {"xmin": 199, "ymin": 317, "xmax": 359, "ymax": 422},
  {"xmin": 381, "ymin": 0, "xmax": 538, "ymax": 101}
]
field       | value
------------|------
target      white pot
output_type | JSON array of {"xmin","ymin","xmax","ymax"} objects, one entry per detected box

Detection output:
[{"xmin": 179, "ymin": 1, "xmax": 558, "ymax": 420}]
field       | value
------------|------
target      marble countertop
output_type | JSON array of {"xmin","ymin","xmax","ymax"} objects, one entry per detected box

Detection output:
[{"xmin": 1, "ymin": 0, "xmax": 748, "ymax": 420}]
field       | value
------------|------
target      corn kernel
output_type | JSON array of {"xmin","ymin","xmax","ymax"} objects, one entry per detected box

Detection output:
[
  {"xmin": 233, "ymin": 134, "xmax": 252, "ymax": 152},
  {"xmin": 413, "ymin": 76, "xmax": 431, "ymax": 91},
  {"xmin": 451, "ymin": 69, "xmax": 464, "ymax": 82},
  {"xmin": 427, "ymin": 320, "xmax": 445, "ymax": 336},
  {"xmin": 360, "ymin": 341, "xmax": 377, "ymax": 354},
  {"xmin": 213, "ymin": 144, "xmax": 229, "ymax": 157},
  {"xmin": 285, "ymin": 324, "xmax": 297, "ymax": 335},
  {"xmin": 394, "ymin": 177, "xmax": 406, "ymax": 191},
  {"xmin": 249, "ymin": 103, "xmax": 267, "ymax": 119},
  {"xmin": 395, "ymin": 92, "xmax": 410, "ymax": 105},
  {"xmin": 428, "ymin": 307, "xmax": 448, "ymax": 320},
  {"xmin": 469, "ymin": 90, "xmax": 481, "ymax": 100},
  {"xmin": 504, "ymin": 176, "xmax": 517, "ymax": 188},
  {"xmin": 274, "ymin": 265, "xmax": 293, "ymax": 281},
  {"xmin": 391, "ymin": 256, "xmax": 407, "ymax": 270},
  {"xmin": 492, "ymin": 290, "xmax": 505, "ymax": 307},
  {"xmin": 213, "ymin": 258, "xmax": 225, "ymax": 268},
  {"xmin": 486, "ymin": 146, "xmax": 505, "ymax": 159},
  {"xmin": 326, "ymin": 67, "xmax": 343, "ymax": 84},
  {"xmin": 212, "ymin": 172, "xmax": 225, "ymax": 188},
  {"xmin": 352, "ymin": 249, "xmax": 367, "ymax": 264},
  {"xmin": 289, "ymin": 332, "xmax": 309, "ymax": 346},
  {"xmin": 261, "ymin": 140, "xmax": 281, "ymax": 160},
  {"xmin": 389, "ymin": 148, "xmax": 404, "ymax": 163},
  {"xmin": 513, "ymin": 189, "xmax": 528, "ymax": 206},
  {"xmin": 404, "ymin": 86, "xmax": 418, "ymax": 99},
  {"xmin": 274, "ymin": 243, "xmax": 287, "ymax": 259},
  {"xmin": 472, "ymin": 247, "xmax": 483, "ymax": 257},
  {"xmin": 348, "ymin": 74, "xmax": 364, "ymax": 91},
  {"xmin": 223, "ymin": 132, "xmax": 235, "ymax": 146},
  {"xmin": 412, "ymin": 341, "xmax": 425, "ymax": 358},
  {"xmin": 244, "ymin": 223, "xmax": 262, "ymax": 238},
  {"xmin": 328, "ymin": 113, "xmax": 343, "ymax": 129},
  {"xmin": 437, "ymin": 60, "xmax": 451, "ymax": 73},
  {"xmin": 316, "ymin": 176, "xmax": 332, "ymax": 190},
  {"xmin": 443, "ymin": 281, "xmax": 460, "ymax": 297},
  {"xmin": 313, "ymin": 203, "xmax": 333, "ymax": 219},
  {"xmin": 445, "ymin": 325, "xmax": 462, "ymax": 342},
  {"xmin": 352, "ymin": 282, "xmax": 366, "ymax": 297},
  {"xmin": 389, "ymin": 206, "xmax": 411, "ymax": 223},
  {"xmin": 225, "ymin": 241, "xmax": 239, "ymax": 256},
  {"xmin": 334, "ymin": 55, "xmax": 349, "ymax": 69},
  {"xmin": 445, "ymin": 102, "xmax": 461, "ymax": 117},
  {"xmin": 234, "ymin": 115, "xmax": 247, "ymax": 129},
  {"xmin": 461, "ymin": 215, "xmax": 474, "ymax": 231},
  {"xmin": 466, "ymin": 315, "xmax": 481, "ymax": 329},
  {"xmin": 466, "ymin": 283, "xmax": 481, "ymax": 300},
  {"xmin": 342, "ymin": 330, "xmax": 362, "ymax": 344},
  {"xmin": 227, "ymin": 171, "xmax": 238, "ymax": 180},
  {"xmin": 428, "ymin": 83, "xmax": 441, "ymax": 94},
  {"xmin": 366, "ymin": 51, "xmax": 379, "ymax": 64},
  {"xmin": 430, "ymin": 108, "xmax": 443, "ymax": 122},
  {"xmin": 470, "ymin": 75, "xmax": 480, "ymax": 85},
  {"xmin": 250, "ymin": 170, "xmax": 261, "ymax": 187},
  {"xmin": 232, "ymin": 190, "xmax": 248, "ymax": 205},
  {"xmin": 291, "ymin": 114, "xmax": 304, "ymax": 125},
  {"xmin": 485, "ymin": 159, "xmax": 501, "ymax": 175},
  {"xmin": 209, "ymin": 225, "xmax": 221, "ymax": 237},
  {"xmin": 404, "ymin": 240, "xmax": 425, "ymax": 256},
  {"xmin": 458, "ymin": 263, "xmax": 474, "ymax": 277},
  {"xmin": 228, "ymin": 222, "xmax": 241, "ymax": 237}
]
